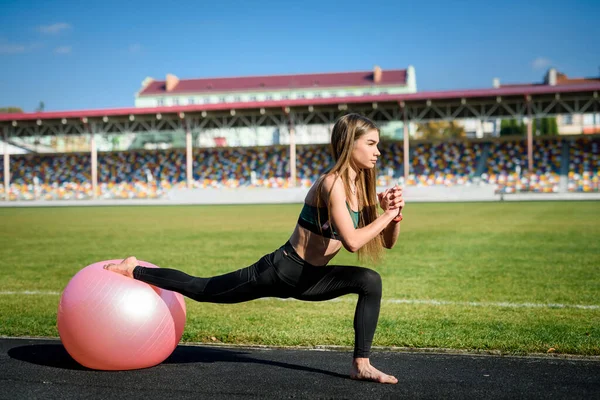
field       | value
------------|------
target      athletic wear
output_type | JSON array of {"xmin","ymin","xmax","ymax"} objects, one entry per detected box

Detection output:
[
  {"xmin": 133, "ymin": 241, "xmax": 381, "ymax": 358},
  {"xmin": 297, "ymin": 202, "xmax": 360, "ymax": 239}
]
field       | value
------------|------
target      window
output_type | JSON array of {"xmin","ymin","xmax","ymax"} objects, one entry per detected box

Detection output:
[
  {"xmin": 314, "ymin": 93, "xmax": 322, "ymax": 98},
  {"xmin": 219, "ymin": 96, "xmax": 226, "ymax": 103},
  {"xmin": 249, "ymin": 95, "xmax": 257, "ymax": 101},
  {"xmin": 234, "ymin": 96, "xmax": 242, "ymax": 102},
  {"xmin": 188, "ymin": 98, "xmax": 195, "ymax": 105},
  {"xmin": 297, "ymin": 93, "xmax": 305, "ymax": 99},
  {"xmin": 266, "ymin": 95, "xmax": 273, "ymax": 101},
  {"xmin": 562, "ymin": 114, "xmax": 573, "ymax": 125},
  {"xmin": 173, "ymin": 98, "xmax": 180, "ymax": 105},
  {"xmin": 157, "ymin": 99, "xmax": 165, "ymax": 106},
  {"xmin": 583, "ymin": 113, "xmax": 595, "ymax": 126}
]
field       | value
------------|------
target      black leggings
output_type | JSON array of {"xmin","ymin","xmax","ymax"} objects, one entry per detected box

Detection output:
[{"xmin": 133, "ymin": 241, "xmax": 382, "ymax": 358}]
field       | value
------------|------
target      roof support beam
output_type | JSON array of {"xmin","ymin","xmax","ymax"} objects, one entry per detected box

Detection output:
[
  {"xmin": 3, "ymin": 126, "xmax": 9, "ymax": 201},
  {"xmin": 401, "ymin": 103, "xmax": 409, "ymax": 183},
  {"xmin": 526, "ymin": 99, "xmax": 533, "ymax": 172},
  {"xmin": 284, "ymin": 108, "xmax": 297, "ymax": 187},
  {"xmin": 183, "ymin": 117, "xmax": 193, "ymax": 190},
  {"xmin": 86, "ymin": 121, "xmax": 98, "ymax": 199},
  {"xmin": 3, "ymin": 88, "xmax": 600, "ymax": 137}
]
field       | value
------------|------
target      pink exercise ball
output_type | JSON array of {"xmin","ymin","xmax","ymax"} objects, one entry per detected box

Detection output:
[{"xmin": 57, "ymin": 260, "xmax": 186, "ymax": 370}]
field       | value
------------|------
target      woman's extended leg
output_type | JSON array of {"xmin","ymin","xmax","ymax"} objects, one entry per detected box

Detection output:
[{"xmin": 104, "ymin": 253, "xmax": 287, "ymax": 304}]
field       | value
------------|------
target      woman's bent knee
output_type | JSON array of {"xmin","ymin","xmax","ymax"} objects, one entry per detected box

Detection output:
[{"xmin": 360, "ymin": 269, "xmax": 382, "ymax": 296}]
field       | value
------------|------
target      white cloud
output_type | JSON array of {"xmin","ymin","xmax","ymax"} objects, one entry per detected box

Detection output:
[
  {"xmin": 129, "ymin": 43, "xmax": 142, "ymax": 53},
  {"xmin": 0, "ymin": 43, "xmax": 26, "ymax": 54},
  {"xmin": 532, "ymin": 57, "xmax": 552, "ymax": 70},
  {"xmin": 54, "ymin": 46, "xmax": 72, "ymax": 54},
  {"xmin": 0, "ymin": 39, "xmax": 42, "ymax": 54},
  {"xmin": 38, "ymin": 23, "xmax": 71, "ymax": 35}
]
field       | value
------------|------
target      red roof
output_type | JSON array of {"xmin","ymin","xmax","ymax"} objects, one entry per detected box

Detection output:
[
  {"xmin": 500, "ymin": 75, "xmax": 600, "ymax": 89},
  {"xmin": 557, "ymin": 77, "xmax": 600, "ymax": 85},
  {"xmin": 2, "ymin": 82, "xmax": 600, "ymax": 123},
  {"xmin": 139, "ymin": 69, "xmax": 408, "ymax": 96}
]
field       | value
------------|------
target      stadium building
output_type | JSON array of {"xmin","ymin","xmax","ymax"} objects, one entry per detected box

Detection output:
[
  {"xmin": 1, "ymin": 66, "xmax": 599, "ymax": 201},
  {"xmin": 131, "ymin": 66, "xmax": 417, "ymax": 149},
  {"xmin": 494, "ymin": 68, "xmax": 600, "ymax": 135}
]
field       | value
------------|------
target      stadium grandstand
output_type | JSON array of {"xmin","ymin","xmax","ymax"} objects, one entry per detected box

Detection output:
[{"xmin": 0, "ymin": 66, "xmax": 599, "ymax": 202}]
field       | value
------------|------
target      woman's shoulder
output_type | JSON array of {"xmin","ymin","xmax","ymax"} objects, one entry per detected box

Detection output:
[
  {"xmin": 314, "ymin": 173, "xmax": 346, "ymax": 204},
  {"xmin": 317, "ymin": 173, "xmax": 343, "ymax": 191}
]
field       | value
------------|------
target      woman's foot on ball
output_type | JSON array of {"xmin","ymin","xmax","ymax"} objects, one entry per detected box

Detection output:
[{"xmin": 103, "ymin": 256, "xmax": 138, "ymax": 278}]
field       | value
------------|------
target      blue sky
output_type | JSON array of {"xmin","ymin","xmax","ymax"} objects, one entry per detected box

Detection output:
[{"xmin": 0, "ymin": 0, "xmax": 598, "ymax": 112}]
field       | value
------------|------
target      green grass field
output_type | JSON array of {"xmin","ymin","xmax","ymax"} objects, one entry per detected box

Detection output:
[{"xmin": 1, "ymin": 202, "xmax": 599, "ymax": 355}]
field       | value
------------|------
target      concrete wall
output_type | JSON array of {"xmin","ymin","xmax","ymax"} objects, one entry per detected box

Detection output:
[{"xmin": 2, "ymin": 185, "xmax": 598, "ymax": 207}]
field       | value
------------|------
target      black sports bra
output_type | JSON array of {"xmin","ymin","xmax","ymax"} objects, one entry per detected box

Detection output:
[{"xmin": 297, "ymin": 202, "xmax": 360, "ymax": 239}]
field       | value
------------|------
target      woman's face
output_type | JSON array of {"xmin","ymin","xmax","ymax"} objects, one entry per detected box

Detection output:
[{"xmin": 351, "ymin": 129, "xmax": 381, "ymax": 170}]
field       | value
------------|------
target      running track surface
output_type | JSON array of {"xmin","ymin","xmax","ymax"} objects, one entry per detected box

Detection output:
[{"xmin": 1, "ymin": 338, "xmax": 599, "ymax": 399}]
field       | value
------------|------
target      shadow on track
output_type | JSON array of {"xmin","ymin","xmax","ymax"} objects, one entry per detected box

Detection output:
[{"xmin": 7, "ymin": 343, "xmax": 348, "ymax": 380}]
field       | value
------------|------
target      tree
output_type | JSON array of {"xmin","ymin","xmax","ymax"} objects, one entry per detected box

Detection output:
[
  {"xmin": 416, "ymin": 121, "xmax": 466, "ymax": 140},
  {"xmin": 542, "ymin": 117, "xmax": 558, "ymax": 136},
  {"xmin": 548, "ymin": 117, "xmax": 558, "ymax": 135},
  {"xmin": 0, "ymin": 107, "xmax": 23, "ymax": 113},
  {"xmin": 532, "ymin": 117, "xmax": 558, "ymax": 136},
  {"xmin": 500, "ymin": 118, "xmax": 526, "ymax": 136}
]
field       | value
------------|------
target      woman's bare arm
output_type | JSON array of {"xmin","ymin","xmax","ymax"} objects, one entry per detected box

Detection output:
[{"xmin": 323, "ymin": 175, "xmax": 398, "ymax": 253}]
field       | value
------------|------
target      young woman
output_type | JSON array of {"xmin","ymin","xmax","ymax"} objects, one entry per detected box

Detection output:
[{"xmin": 105, "ymin": 113, "xmax": 405, "ymax": 384}]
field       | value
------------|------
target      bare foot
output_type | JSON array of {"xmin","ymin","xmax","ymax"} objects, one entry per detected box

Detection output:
[
  {"xmin": 103, "ymin": 256, "xmax": 138, "ymax": 278},
  {"xmin": 350, "ymin": 359, "xmax": 398, "ymax": 384}
]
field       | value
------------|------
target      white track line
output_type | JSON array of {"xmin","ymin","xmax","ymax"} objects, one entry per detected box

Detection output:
[
  {"xmin": 270, "ymin": 297, "xmax": 600, "ymax": 310},
  {"xmin": 1, "ymin": 290, "xmax": 598, "ymax": 310},
  {"xmin": 383, "ymin": 298, "xmax": 600, "ymax": 310}
]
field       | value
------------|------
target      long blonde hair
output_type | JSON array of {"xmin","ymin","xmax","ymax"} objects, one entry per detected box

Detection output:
[{"xmin": 315, "ymin": 113, "xmax": 384, "ymax": 264}]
